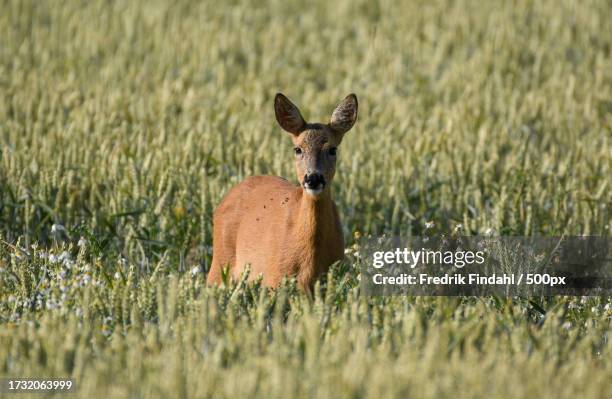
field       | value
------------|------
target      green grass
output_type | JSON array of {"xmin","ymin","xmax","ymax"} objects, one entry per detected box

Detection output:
[{"xmin": 0, "ymin": 0, "xmax": 610, "ymax": 397}]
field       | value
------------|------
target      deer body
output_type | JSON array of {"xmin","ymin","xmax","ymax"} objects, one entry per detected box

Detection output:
[{"xmin": 207, "ymin": 93, "xmax": 358, "ymax": 290}]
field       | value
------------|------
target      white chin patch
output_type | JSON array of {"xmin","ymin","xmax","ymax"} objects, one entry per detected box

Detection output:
[{"xmin": 305, "ymin": 187, "xmax": 323, "ymax": 196}]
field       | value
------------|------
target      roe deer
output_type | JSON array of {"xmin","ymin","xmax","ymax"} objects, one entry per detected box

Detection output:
[{"xmin": 207, "ymin": 93, "xmax": 358, "ymax": 291}]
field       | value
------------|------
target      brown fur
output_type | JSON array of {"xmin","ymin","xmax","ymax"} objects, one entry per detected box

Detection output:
[{"xmin": 207, "ymin": 93, "xmax": 358, "ymax": 291}]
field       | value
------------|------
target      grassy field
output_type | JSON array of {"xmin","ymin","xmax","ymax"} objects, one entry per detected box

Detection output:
[{"xmin": 0, "ymin": 0, "xmax": 611, "ymax": 397}]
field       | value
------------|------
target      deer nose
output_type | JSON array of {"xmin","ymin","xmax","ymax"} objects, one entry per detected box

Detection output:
[{"xmin": 303, "ymin": 173, "xmax": 326, "ymax": 189}]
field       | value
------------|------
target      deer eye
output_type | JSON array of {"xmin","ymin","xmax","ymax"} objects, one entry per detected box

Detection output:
[
  {"xmin": 329, "ymin": 147, "xmax": 337, "ymax": 156},
  {"xmin": 294, "ymin": 147, "xmax": 302, "ymax": 156}
]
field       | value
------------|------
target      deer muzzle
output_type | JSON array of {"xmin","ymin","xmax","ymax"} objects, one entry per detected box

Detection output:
[{"xmin": 303, "ymin": 173, "xmax": 326, "ymax": 195}]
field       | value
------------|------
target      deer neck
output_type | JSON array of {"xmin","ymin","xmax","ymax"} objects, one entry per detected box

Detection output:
[
  {"xmin": 296, "ymin": 189, "xmax": 334, "ymax": 239},
  {"xmin": 292, "ymin": 188, "xmax": 336, "ymax": 288}
]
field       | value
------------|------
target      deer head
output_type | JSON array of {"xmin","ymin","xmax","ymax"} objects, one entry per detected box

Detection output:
[{"xmin": 274, "ymin": 93, "xmax": 358, "ymax": 198}]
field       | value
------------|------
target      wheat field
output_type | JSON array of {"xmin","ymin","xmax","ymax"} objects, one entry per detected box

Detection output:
[{"xmin": 0, "ymin": 0, "xmax": 611, "ymax": 398}]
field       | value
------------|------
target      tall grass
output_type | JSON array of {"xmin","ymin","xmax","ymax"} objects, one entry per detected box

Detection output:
[{"xmin": 0, "ymin": 0, "xmax": 610, "ymax": 397}]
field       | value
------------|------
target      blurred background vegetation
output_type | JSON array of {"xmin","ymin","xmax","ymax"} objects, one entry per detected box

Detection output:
[{"xmin": 0, "ymin": 0, "xmax": 610, "ymax": 397}]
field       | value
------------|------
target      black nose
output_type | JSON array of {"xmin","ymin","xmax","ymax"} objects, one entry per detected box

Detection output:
[{"xmin": 304, "ymin": 173, "xmax": 326, "ymax": 189}]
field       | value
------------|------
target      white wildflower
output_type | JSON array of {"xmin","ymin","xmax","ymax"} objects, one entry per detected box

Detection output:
[
  {"xmin": 59, "ymin": 251, "xmax": 73, "ymax": 268},
  {"xmin": 51, "ymin": 224, "xmax": 65, "ymax": 234},
  {"xmin": 191, "ymin": 266, "xmax": 202, "ymax": 276},
  {"xmin": 62, "ymin": 259, "xmax": 74, "ymax": 269},
  {"xmin": 425, "ymin": 221, "xmax": 435, "ymax": 229},
  {"xmin": 77, "ymin": 237, "xmax": 86, "ymax": 247}
]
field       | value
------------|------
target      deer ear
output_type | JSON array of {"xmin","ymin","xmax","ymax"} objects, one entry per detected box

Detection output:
[
  {"xmin": 329, "ymin": 94, "xmax": 358, "ymax": 135},
  {"xmin": 275, "ymin": 93, "xmax": 306, "ymax": 135}
]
